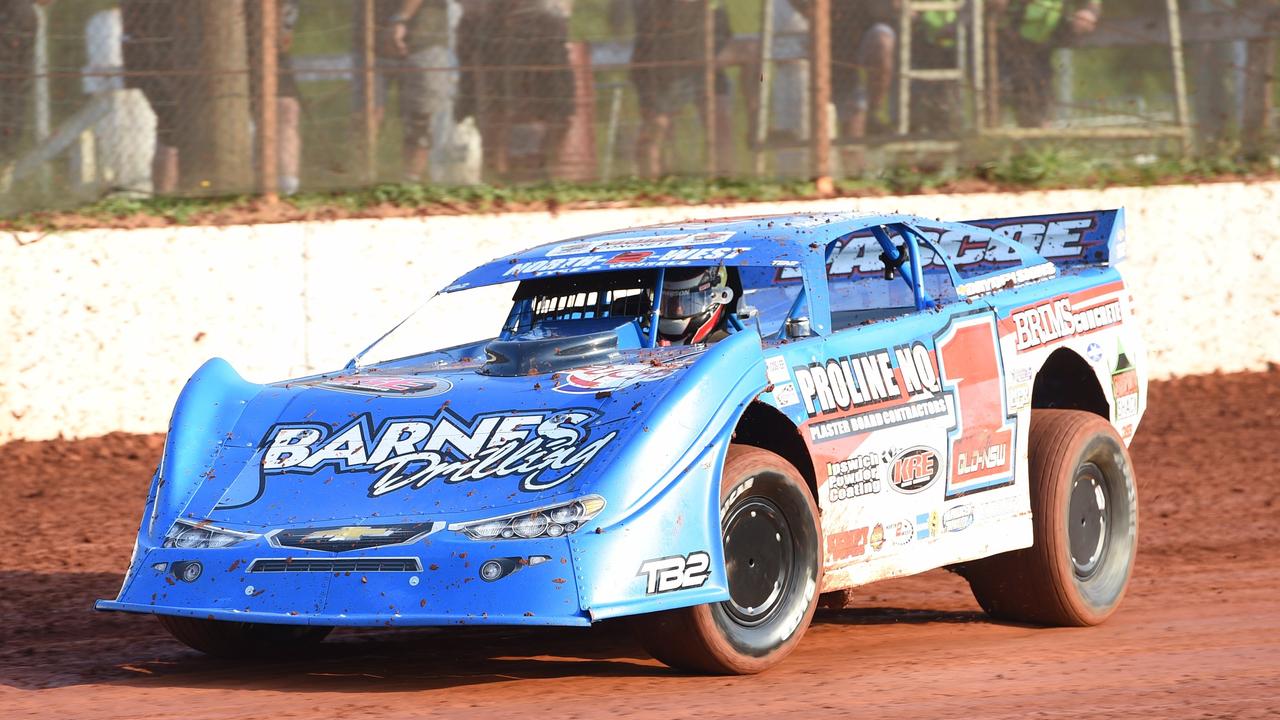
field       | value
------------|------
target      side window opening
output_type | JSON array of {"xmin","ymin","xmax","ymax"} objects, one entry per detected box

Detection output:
[
  {"xmin": 825, "ymin": 226, "xmax": 946, "ymax": 331},
  {"xmin": 738, "ymin": 265, "xmax": 806, "ymax": 339}
]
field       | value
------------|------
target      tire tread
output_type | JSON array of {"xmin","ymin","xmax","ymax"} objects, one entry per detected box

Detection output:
[{"xmin": 963, "ymin": 409, "xmax": 1134, "ymax": 627}]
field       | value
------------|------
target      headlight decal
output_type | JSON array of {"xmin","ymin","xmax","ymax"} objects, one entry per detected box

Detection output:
[
  {"xmin": 163, "ymin": 519, "xmax": 258, "ymax": 549},
  {"xmin": 449, "ymin": 496, "xmax": 605, "ymax": 540}
]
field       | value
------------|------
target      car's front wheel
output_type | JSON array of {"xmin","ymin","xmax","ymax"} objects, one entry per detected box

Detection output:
[
  {"xmin": 158, "ymin": 615, "xmax": 333, "ymax": 658},
  {"xmin": 635, "ymin": 444, "xmax": 822, "ymax": 674}
]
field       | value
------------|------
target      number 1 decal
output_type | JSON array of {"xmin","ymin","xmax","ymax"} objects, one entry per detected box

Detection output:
[{"xmin": 935, "ymin": 312, "xmax": 1017, "ymax": 499}]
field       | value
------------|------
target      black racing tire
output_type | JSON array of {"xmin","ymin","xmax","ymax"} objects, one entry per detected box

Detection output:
[
  {"xmin": 961, "ymin": 409, "xmax": 1138, "ymax": 626},
  {"xmin": 157, "ymin": 615, "xmax": 333, "ymax": 658},
  {"xmin": 634, "ymin": 444, "xmax": 822, "ymax": 674}
]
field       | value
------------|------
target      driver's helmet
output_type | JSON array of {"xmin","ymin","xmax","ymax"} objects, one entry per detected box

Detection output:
[{"xmin": 658, "ymin": 266, "xmax": 734, "ymax": 344}]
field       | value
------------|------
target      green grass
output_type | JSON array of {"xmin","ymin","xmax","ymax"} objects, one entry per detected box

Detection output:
[{"xmin": 4, "ymin": 150, "xmax": 1277, "ymax": 232}]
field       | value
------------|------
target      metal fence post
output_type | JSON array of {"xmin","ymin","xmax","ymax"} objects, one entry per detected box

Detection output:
[
  {"xmin": 754, "ymin": 0, "xmax": 775, "ymax": 177},
  {"xmin": 1165, "ymin": 0, "xmax": 1193, "ymax": 155},
  {"xmin": 811, "ymin": 0, "xmax": 832, "ymax": 193},
  {"xmin": 971, "ymin": 0, "xmax": 986, "ymax": 132},
  {"xmin": 258, "ymin": 0, "xmax": 278, "ymax": 201},
  {"xmin": 362, "ymin": 0, "xmax": 378, "ymax": 183},
  {"xmin": 1241, "ymin": 0, "xmax": 1276, "ymax": 152},
  {"xmin": 33, "ymin": 1, "xmax": 51, "ymax": 192},
  {"xmin": 984, "ymin": 11, "xmax": 1000, "ymax": 128},
  {"xmin": 704, "ymin": 0, "xmax": 719, "ymax": 177}
]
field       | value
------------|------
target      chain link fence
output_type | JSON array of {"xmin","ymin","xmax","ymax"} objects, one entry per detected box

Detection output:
[{"xmin": 0, "ymin": 0, "xmax": 1277, "ymax": 214}]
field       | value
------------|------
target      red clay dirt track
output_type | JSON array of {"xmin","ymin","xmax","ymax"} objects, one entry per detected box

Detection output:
[{"xmin": 1, "ymin": 370, "xmax": 1278, "ymax": 719}]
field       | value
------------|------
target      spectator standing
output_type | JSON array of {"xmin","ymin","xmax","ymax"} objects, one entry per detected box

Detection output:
[
  {"xmin": 0, "ymin": 0, "xmax": 52, "ymax": 190},
  {"xmin": 625, "ymin": 0, "xmax": 734, "ymax": 177},
  {"xmin": 120, "ymin": 0, "xmax": 199, "ymax": 193},
  {"xmin": 994, "ymin": 0, "xmax": 1101, "ymax": 127},
  {"xmin": 248, "ymin": 0, "xmax": 302, "ymax": 194},
  {"xmin": 788, "ymin": 0, "xmax": 897, "ymax": 139},
  {"xmin": 362, "ymin": 0, "xmax": 453, "ymax": 182},
  {"xmin": 456, "ymin": 0, "xmax": 576, "ymax": 180}
]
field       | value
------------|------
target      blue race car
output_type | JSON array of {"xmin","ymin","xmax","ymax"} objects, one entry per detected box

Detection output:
[{"xmin": 99, "ymin": 209, "xmax": 1146, "ymax": 674}]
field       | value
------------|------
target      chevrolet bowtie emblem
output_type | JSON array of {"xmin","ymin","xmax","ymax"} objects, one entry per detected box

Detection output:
[{"xmin": 301, "ymin": 526, "xmax": 397, "ymax": 543}]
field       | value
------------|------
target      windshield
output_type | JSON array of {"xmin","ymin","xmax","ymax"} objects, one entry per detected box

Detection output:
[
  {"xmin": 503, "ymin": 269, "xmax": 656, "ymax": 337},
  {"xmin": 352, "ymin": 282, "xmax": 516, "ymax": 368},
  {"xmin": 352, "ymin": 265, "xmax": 798, "ymax": 368}
]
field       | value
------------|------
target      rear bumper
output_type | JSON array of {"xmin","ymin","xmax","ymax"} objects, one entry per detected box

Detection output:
[{"xmin": 96, "ymin": 538, "xmax": 591, "ymax": 627}]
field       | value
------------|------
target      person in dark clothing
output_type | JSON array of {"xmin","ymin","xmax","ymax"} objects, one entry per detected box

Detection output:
[
  {"xmin": 993, "ymin": 0, "xmax": 1101, "ymax": 127},
  {"xmin": 0, "ymin": 0, "xmax": 51, "ymax": 186},
  {"xmin": 625, "ymin": 0, "xmax": 734, "ymax": 177},
  {"xmin": 789, "ymin": 0, "xmax": 898, "ymax": 138},
  {"xmin": 456, "ymin": 0, "xmax": 576, "ymax": 180},
  {"xmin": 352, "ymin": 0, "xmax": 453, "ymax": 182},
  {"xmin": 120, "ymin": 0, "xmax": 199, "ymax": 193}
]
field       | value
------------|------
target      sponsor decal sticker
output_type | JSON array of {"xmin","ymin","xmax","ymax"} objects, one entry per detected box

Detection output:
[
  {"xmin": 1086, "ymin": 342, "xmax": 1104, "ymax": 364},
  {"xmin": 807, "ymin": 396, "xmax": 949, "ymax": 442},
  {"xmin": 826, "ymin": 527, "xmax": 869, "ymax": 563},
  {"xmin": 825, "ymin": 451, "xmax": 890, "ymax": 502},
  {"xmin": 1113, "ymin": 371, "xmax": 1139, "ymax": 419},
  {"xmin": 608, "ymin": 250, "xmax": 653, "ymax": 264},
  {"xmin": 772, "ymin": 382, "xmax": 800, "ymax": 408},
  {"xmin": 508, "ymin": 240, "xmax": 749, "ymax": 277},
  {"xmin": 1112, "ymin": 344, "xmax": 1139, "ymax": 420},
  {"xmin": 795, "ymin": 342, "xmax": 951, "ymax": 443},
  {"xmin": 638, "ymin": 552, "xmax": 712, "ymax": 594},
  {"xmin": 547, "ymin": 231, "xmax": 736, "ymax": 257},
  {"xmin": 245, "ymin": 408, "xmax": 618, "ymax": 507},
  {"xmin": 942, "ymin": 505, "xmax": 975, "ymax": 533},
  {"xmin": 869, "ymin": 523, "xmax": 885, "ymax": 551},
  {"xmin": 889, "ymin": 519, "xmax": 914, "ymax": 546},
  {"xmin": 1006, "ymin": 366, "xmax": 1034, "ymax": 413},
  {"xmin": 974, "ymin": 495, "xmax": 1022, "ymax": 522},
  {"xmin": 1009, "ymin": 295, "xmax": 1123, "ymax": 353},
  {"xmin": 915, "ymin": 511, "xmax": 940, "ymax": 540},
  {"xmin": 553, "ymin": 362, "xmax": 681, "ymax": 395},
  {"xmin": 955, "ymin": 442, "xmax": 1010, "ymax": 482},
  {"xmin": 764, "ymin": 355, "xmax": 791, "ymax": 385},
  {"xmin": 956, "ymin": 263, "xmax": 1056, "ymax": 297},
  {"xmin": 294, "ymin": 374, "xmax": 453, "ymax": 398},
  {"xmin": 888, "ymin": 446, "xmax": 942, "ymax": 494}
]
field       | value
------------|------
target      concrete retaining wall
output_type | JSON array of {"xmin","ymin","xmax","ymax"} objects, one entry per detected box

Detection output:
[{"xmin": 4, "ymin": 181, "xmax": 1278, "ymax": 442}]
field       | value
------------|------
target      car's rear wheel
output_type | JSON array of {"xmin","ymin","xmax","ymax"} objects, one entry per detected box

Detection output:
[
  {"xmin": 635, "ymin": 444, "xmax": 822, "ymax": 674},
  {"xmin": 158, "ymin": 615, "xmax": 333, "ymax": 658},
  {"xmin": 960, "ymin": 409, "xmax": 1138, "ymax": 626}
]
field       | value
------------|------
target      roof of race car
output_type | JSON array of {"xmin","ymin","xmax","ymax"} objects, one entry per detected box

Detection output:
[{"xmin": 444, "ymin": 210, "xmax": 932, "ymax": 291}]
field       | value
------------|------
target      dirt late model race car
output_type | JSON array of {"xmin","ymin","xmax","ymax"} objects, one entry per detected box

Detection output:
[{"xmin": 99, "ymin": 208, "xmax": 1146, "ymax": 674}]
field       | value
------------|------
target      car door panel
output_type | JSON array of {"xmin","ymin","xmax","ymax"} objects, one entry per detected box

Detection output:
[{"xmin": 763, "ymin": 228, "xmax": 1035, "ymax": 593}]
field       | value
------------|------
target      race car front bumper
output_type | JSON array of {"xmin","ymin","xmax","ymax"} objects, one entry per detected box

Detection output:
[{"xmin": 95, "ymin": 535, "xmax": 591, "ymax": 627}]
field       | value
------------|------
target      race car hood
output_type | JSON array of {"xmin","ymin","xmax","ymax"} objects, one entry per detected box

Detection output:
[{"xmin": 158, "ymin": 348, "xmax": 708, "ymax": 531}]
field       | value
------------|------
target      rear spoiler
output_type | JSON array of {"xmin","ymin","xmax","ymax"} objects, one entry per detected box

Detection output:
[{"xmin": 960, "ymin": 208, "xmax": 1127, "ymax": 267}]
